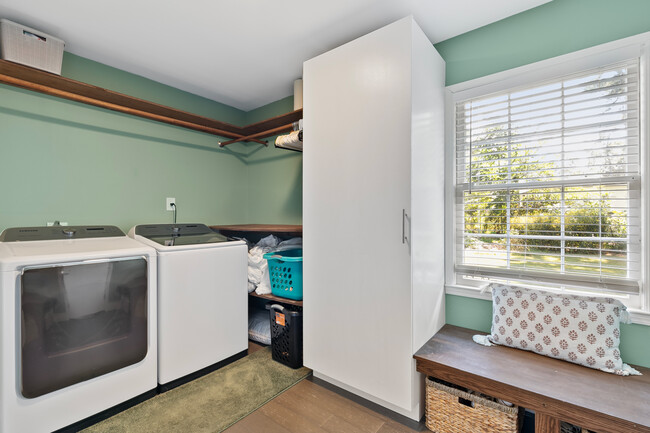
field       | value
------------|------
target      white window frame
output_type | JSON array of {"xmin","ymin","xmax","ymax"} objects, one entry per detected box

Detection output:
[{"xmin": 444, "ymin": 32, "xmax": 650, "ymax": 325}]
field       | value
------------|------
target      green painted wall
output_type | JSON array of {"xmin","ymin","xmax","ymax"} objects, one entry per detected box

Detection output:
[
  {"xmin": 0, "ymin": 52, "xmax": 302, "ymax": 233},
  {"xmin": 437, "ymin": 0, "xmax": 650, "ymax": 368},
  {"xmin": 245, "ymin": 96, "xmax": 294, "ymax": 124},
  {"xmin": 0, "ymin": 53, "xmax": 251, "ymax": 233},
  {"xmin": 435, "ymin": 0, "xmax": 650, "ymax": 86},
  {"xmin": 241, "ymin": 142, "xmax": 302, "ymax": 225},
  {"xmin": 63, "ymin": 54, "xmax": 246, "ymax": 125},
  {"xmin": 242, "ymin": 96, "xmax": 302, "ymax": 224}
]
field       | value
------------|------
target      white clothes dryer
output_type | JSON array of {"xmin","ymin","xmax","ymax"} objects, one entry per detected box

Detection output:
[
  {"xmin": 128, "ymin": 224, "xmax": 247, "ymax": 391},
  {"xmin": 0, "ymin": 225, "xmax": 157, "ymax": 433}
]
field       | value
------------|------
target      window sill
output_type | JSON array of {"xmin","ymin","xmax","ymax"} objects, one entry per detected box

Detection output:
[
  {"xmin": 628, "ymin": 309, "xmax": 650, "ymax": 326},
  {"xmin": 445, "ymin": 284, "xmax": 492, "ymax": 301},
  {"xmin": 445, "ymin": 284, "xmax": 650, "ymax": 326}
]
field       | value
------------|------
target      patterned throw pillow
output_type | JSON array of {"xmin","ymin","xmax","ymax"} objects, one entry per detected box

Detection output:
[{"xmin": 473, "ymin": 283, "xmax": 640, "ymax": 376}]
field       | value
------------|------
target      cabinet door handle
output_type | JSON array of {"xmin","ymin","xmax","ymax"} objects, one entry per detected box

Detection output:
[{"xmin": 402, "ymin": 209, "xmax": 411, "ymax": 247}]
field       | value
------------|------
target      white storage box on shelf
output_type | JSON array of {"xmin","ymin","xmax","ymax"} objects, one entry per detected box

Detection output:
[{"xmin": 0, "ymin": 19, "xmax": 64, "ymax": 74}]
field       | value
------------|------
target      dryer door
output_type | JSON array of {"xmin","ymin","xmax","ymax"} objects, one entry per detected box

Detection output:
[{"xmin": 20, "ymin": 256, "xmax": 148, "ymax": 398}]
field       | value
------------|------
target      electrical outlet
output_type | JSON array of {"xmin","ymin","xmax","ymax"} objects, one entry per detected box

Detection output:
[{"xmin": 166, "ymin": 197, "xmax": 176, "ymax": 211}]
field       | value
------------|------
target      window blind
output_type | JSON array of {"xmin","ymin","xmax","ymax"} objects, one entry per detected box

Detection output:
[{"xmin": 454, "ymin": 60, "xmax": 641, "ymax": 294}]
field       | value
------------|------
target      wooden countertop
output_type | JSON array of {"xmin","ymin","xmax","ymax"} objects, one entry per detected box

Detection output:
[
  {"xmin": 414, "ymin": 325, "xmax": 650, "ymax": 433},
  {"xmin": 210, "ymin": 224, "xmax": 302, "ymax": 233},
  {"xmin": 211, "ymin": 224, "xmax": 302, "ymax": 243}
]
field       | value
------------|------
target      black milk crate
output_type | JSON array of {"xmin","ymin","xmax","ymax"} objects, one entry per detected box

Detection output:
[{"xmin": 269, "ymin": 304, "xmax": 303, "ymax": 369}]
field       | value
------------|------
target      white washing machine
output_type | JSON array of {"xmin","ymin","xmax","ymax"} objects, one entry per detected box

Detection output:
[
  {"xmin": 128, "ymin": 223, "xmax": 247, "ymax": 390},
  {"xmin": 0, "ymin": 225, "xmax": 157, "ymax": 433}
]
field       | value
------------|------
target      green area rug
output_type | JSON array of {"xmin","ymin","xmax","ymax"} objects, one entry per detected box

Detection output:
[{"xmin": 83, "ymin": 347, "xmax": 311, "ymax": 433}]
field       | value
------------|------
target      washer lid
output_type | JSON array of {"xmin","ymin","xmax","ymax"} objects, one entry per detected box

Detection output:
[{"xmin": 134, "ymin": 223, "xmax": 230, "ymax": 246}]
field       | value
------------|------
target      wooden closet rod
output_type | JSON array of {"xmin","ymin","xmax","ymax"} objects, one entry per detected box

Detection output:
[{"xmin": 219, "ymin": 123, "xmax": 294, "ymax": 147}]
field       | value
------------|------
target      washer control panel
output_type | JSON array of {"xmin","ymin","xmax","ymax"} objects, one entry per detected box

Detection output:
[{"xmin": 134, "ymin": 223, "xmax": 230, "ymax": 246}]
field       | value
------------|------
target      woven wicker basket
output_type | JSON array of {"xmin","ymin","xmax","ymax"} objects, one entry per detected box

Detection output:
[{"xmin": 425, "ymin": 378, "xmax": 522, "ymax": 433}]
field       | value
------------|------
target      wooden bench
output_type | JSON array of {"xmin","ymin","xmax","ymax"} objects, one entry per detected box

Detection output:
[{"xmin": 414, "ymin": 325, "xmax": 650, "ymax": 433}]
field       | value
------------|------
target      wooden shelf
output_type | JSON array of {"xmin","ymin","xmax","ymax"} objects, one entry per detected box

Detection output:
[
  {"xmin": 211, "ymin": 224, "xmax": 302, "ymax": 236},
  {"xmin": 243, "ymin": 111, "xmax": 302, "ymax": 135},
  {"xmin": 249, "ymin": 291, "xmax": 303, "ymax": 307},
  {"xmin": 211, "ymin": 224, "xmax": 302, "ymax": 243},
  {"xmin": 0, "ymin": 59, "xmax": 302, "ymax": 143}
]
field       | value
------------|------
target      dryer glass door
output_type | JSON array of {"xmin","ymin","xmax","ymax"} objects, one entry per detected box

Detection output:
[{"xmin": 20, "ymin": 257, "xmax": 148, "ymax": 398}]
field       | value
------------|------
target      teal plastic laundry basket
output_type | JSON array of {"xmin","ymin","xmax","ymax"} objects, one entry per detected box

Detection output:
[{"xmin": 263, "ymin": 248, "xmax": 303, "ymax": 300}]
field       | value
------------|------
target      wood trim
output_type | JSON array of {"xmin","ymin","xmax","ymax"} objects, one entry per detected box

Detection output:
[
  {"xmin": 414, "ymin": 325, "xmax": 650, "ymax": 433},
  {"xmin": 0, "ymin": 59, "xmax": 245, "ymax": 138},
  {"xmin": 241, "ymin": 110, "xmax": 303, "ymax": 135},
  {"xmin": 249, "ymin": 291, "xmax": 303, "ymax": 307},
  {"xmin": 535, "ymin": 413, "xmax": 561, "ymax": 433},
  {"xmin": 219, "ymin": 123, "xmax": 294, "ymax": 147},
  {"xmin": 0, "ymin": 59, "xmax": 303, "ymax": 143}
]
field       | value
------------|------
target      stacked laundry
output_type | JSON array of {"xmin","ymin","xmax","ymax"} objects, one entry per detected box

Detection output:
[
  {"xmin": 247, "ymin": 235, "xmax": 302, "ymax": 295},
  {"xmin": 247, "ymin": 235, "xmax": 302, "ymax": 346}
]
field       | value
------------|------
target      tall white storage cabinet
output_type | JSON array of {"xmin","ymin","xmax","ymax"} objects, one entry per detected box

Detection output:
[{"xmin": 303, "ymin": 16, "xmax": 446, "ymax": 420}]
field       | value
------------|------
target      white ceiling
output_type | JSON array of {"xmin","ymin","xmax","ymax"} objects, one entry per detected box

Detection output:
[{"xmin": 0, "ymin": 0, "xmax": 551, "ymax": 111}]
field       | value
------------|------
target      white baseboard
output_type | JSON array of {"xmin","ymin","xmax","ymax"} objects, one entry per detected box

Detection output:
[{"xmin": 312, "ymin": 371, "xmax": 421, "ymax": 421}]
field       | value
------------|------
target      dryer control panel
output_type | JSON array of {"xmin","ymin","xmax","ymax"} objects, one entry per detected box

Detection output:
[{"xmin": 0, "ymin": 225, "xmax": 126, "ymax": 242}]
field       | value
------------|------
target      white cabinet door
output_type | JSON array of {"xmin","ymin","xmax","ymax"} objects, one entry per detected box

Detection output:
[
  {"xmin": 303, "ymin": 17, "xmax": 414, "ymax": 412},
  {"xmin": 409, "ymin": 18, "xmax": 447, "ymax": 357}
]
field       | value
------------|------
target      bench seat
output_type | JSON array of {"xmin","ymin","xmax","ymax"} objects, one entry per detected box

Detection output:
[{"xmin": 414, "ymin": 325, "xmax": 650, "ymax": 433}]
